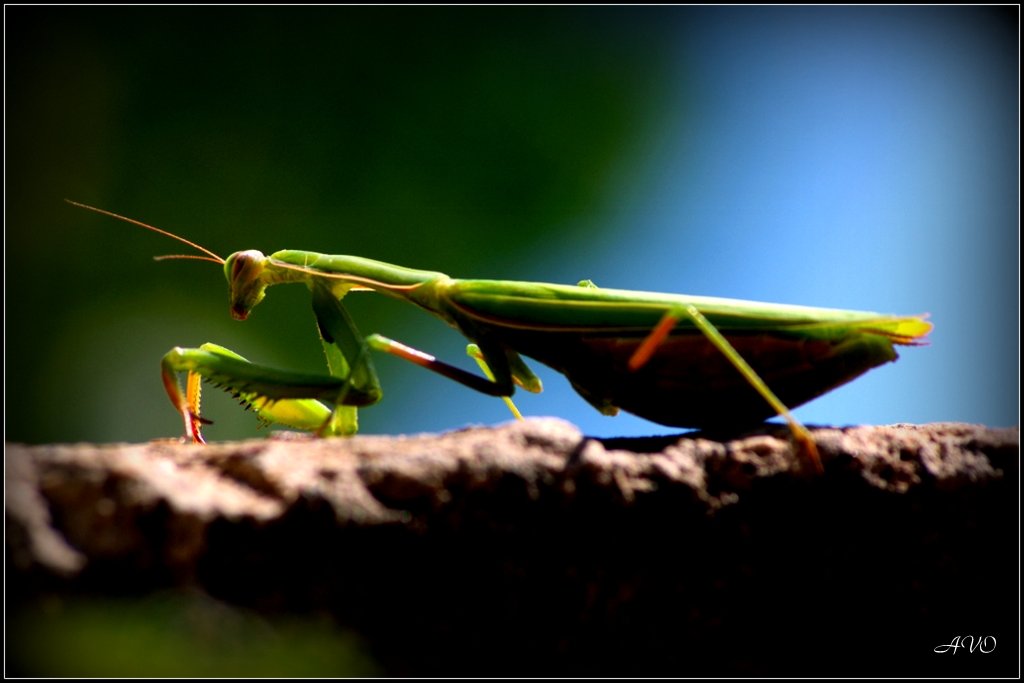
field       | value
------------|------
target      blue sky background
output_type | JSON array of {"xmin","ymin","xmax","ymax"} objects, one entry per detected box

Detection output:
[{"xmin": 383, "ymin": 7, "xmax": 1018, "ymax": 437}]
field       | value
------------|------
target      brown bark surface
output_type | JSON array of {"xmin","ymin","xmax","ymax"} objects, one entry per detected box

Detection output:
[{"xmin": 6, "ymin": 419, "xmax": 1019, "ymax": 676}]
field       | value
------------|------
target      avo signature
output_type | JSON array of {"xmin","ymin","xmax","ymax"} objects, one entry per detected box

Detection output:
[{"xmin": 934, "ymin": 635, "xmax": 997, "ymax": 654}]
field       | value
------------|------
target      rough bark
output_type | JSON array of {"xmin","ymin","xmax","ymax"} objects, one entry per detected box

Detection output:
[{"xmin": 6, "ymin": 420, "xmax": 1019, "ymax": 676}]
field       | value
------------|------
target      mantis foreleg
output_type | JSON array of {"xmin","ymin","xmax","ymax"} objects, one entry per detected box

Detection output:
[
  {"xmin": 161, "ymin": 280, "xmax": 543, "ymax": 441},
  {"xmin": 164, "ymin": 345, "xmax": 318, "ymax": 441},
  {"xmin": 161, "ymin": 283, "xmax": 383, "ymax": 443}
]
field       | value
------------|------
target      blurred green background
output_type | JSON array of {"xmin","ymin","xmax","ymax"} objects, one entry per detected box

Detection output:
[
  {"xmin": 7, "ymin": 6, "xmax": 677, "ymax": 442},
  {"xmin": 6, "ymin": 6, "xmax": 1018, "ymax": 444},
  {"xmin": 8, "ymin": 593, "xmax": 378, "ymax": 677}
]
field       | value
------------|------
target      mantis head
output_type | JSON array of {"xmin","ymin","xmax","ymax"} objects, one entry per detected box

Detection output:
[{"xmin": 224, "ymin": 250, "xmax": 269, "ymax": 321}]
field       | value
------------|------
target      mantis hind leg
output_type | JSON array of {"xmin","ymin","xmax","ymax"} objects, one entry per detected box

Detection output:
[{"xmin": 629, "ymin": 305, "xmax": 822, "ymax": 473}]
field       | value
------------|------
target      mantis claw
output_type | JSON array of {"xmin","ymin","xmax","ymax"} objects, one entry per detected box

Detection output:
[{"xmin": 182, "ymin": 409, "xmax": 211, "ymax": 444}]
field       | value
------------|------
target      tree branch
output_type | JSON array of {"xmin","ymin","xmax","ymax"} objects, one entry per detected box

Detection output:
[{"xmin": 6, "ymin": 420, "xmax": 1018, "ymax": 676}]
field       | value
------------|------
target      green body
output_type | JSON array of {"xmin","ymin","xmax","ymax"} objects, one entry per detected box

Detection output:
[
  {"xmin": 64, "ymin": 199, "xmax": 930, "ymax": 470},
  {"xmin": 164, "ymin": 247, "xmax": 928, "ymax": 443},
  {"xmin": 435, "ymin": 278, "xmax": 913, "ymax": 427}
]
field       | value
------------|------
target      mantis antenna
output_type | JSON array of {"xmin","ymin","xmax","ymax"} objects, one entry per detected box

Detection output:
[{"xmin": 64, "ymin": 199, "xmax": 225, "ymax": 265}]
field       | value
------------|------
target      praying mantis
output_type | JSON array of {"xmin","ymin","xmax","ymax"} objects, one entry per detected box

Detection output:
[{"xmin": 68, "ymin": 200, "xmax": 931, "ymax": 472}]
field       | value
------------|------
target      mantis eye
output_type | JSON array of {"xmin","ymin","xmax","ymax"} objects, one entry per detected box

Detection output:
[
  {"xmin": 225, "ymin": 250, "xmax": 266, "ymax": 284},
  {"xmin": 231, "ymin": 254, "xmax": 248, "ymax": 280}
]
